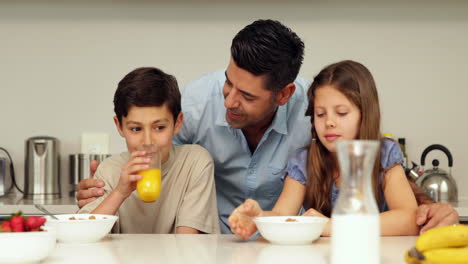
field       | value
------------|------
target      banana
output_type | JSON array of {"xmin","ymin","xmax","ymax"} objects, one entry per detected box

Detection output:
[
  {"xmin": 405, "ymin": 247, "xmax": 468, "ymax": 264},
  {"xmin": 405, "ymin": 247, "xmax": 423, "ymax": 264},
  {"xmin": 416, "ymin": 224, "xmax": 468, "ymax": 252},
  {"xmin": 404, "ymin": 224, "xmax": 468, "ymax": 264},
  {"xmin": 422, "ymin": 247, "xmax": 468, "ymax": 264}
]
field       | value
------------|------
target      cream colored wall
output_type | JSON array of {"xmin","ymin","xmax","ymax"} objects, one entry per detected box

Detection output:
[{"xmin": 1, "ymin": 1, "xmax": 467, "ymax": 199}]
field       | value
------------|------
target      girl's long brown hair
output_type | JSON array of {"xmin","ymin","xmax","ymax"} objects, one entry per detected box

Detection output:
[{"xmin": 304, "ymin": 60, "xmax": 382, "ymax": 216}]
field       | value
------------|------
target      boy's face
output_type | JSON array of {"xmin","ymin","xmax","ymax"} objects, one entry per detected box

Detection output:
[{"xmin": 114, "ymin": 104, "xmax": 183, "ymax": 163}]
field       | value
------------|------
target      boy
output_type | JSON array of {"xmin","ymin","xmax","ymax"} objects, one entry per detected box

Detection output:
[{"xmin": 78, "ymin": 67, "xmax": 220, "ymax": 234}]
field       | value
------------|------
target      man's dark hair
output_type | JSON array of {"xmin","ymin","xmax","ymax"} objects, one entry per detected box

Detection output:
[
  {"xmin": 231, "ymin": 19, "xmax": 305, "ymax": 94},
  {"xmin": 113, "ymin": 67, "xmax": 181, "ymax": 124}
]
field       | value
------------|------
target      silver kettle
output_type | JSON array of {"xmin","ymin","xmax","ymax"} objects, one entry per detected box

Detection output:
[
  {"xmin": 24, "ymin": 136, "xmax": 61, "ymax": 200},
  {"xmin": 415, "ymin": 144, "xmax": 457, "ymax": 204}
]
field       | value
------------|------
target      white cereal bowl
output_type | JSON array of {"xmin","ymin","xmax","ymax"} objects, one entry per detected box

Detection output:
[
  {"xmin": 253, "ymin": 216, "xmax": 328, "ymax": 245},
  {"xmin": 0, "ymin": 226, "xmax": 56, "ymax": 263},
  {"xmin": 45, "ymin": 214, "xmax": 118, "ymax": 243}
]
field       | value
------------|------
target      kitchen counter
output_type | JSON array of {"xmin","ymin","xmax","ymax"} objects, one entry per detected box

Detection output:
[
  {"xmin": 1, "ymin": 193, "xmax": 467, "ymax": 222},
  {"xmin": 0, "ymin": 194, "xmax": 77, "ymax": 215},
  {"xmin": 41, "ymin": 234, "xmax": 418, "ymax": 264}
]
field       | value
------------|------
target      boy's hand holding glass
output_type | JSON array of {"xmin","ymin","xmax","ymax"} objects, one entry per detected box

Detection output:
[
  {"xmin": 114, "ymin": 150, "xmax": 149, "ymax": 199},
  {"xmin": 228, "ymin": 199, "xmax": 263, "ymax": 239},
  {"xmin": 115, "ymin": 144, "xmax": 161, "ymax": 202},
  {"xmin": 135, "ymin": 144, "xmax": 161, "ymax": 203}
]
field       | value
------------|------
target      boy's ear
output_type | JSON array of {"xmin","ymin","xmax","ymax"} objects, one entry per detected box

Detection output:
[
  {"xmin": 275, "ymin": 83, "xmax": 296, "ymax": 106},
  {"xmin": 113, "ymin": 116, "xmax": 125, "ymax": 137},
  {"xmin": 173, "ymin": 112, "xmax": 184, "ymax": 135}
]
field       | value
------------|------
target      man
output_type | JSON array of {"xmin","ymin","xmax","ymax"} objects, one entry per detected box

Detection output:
[{"xmin": 77, "ymin": 19, "xmax": 458, "ymax": 234}]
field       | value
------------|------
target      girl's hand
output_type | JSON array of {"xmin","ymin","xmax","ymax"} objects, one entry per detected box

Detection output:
[
  {"xmin": 228, "ymin": 199, "xmax": 263, "ymax": 240},
  {"xmin": 115, "ymin": 151, "xmax": 150, "ymax": 198},
  {"xmin": 302, "ymin": 208, "xmax": 331, "ymax": 236}
]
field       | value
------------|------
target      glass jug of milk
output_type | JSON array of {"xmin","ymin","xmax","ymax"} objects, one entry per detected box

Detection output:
[{"xmin": 331, "ymin": 140, "xmax": 380, "ymax": 264}]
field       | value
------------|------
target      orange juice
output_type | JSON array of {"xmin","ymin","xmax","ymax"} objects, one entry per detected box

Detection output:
[{"xmin": 136, "ymin": 168, "xmax": 161, "ymax": 202}]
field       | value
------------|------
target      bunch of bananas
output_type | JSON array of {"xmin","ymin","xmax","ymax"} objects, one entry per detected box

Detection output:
[{"xmin": 405, "ymin": 224, "xmax": 468, "ymax": 264}]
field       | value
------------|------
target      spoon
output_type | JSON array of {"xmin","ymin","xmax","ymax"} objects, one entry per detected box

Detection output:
[{"xmin": 34, "ymin": 204, "xmax": 59, "ymax": 220}]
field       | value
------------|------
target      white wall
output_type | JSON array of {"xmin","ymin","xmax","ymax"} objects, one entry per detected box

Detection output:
[{"xmin": 1, "ymin": 0, "xmax": 467, "ymax": 199}]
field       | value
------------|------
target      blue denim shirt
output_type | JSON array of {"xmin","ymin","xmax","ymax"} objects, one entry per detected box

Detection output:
[
  {"xmin": 285, "ymin": 138, "xmax": 405, "ymax": 213},
  {"xmin": 173, "ymin": 70, "xmax": 311, "ymax": 233}
]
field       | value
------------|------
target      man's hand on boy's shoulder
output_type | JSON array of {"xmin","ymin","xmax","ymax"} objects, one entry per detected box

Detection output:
[
  {"xmin": 76, "ymin": 178, "xmax": 105, "ymax": 208},
  {"xmin": 76, "ymin": 160, "xmax": 105, "ymax": 209}
]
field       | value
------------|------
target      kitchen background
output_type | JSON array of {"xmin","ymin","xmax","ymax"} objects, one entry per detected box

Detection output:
[{"xmin": 0, "ymin": 0, "xmax": 467, "ymax": 199}]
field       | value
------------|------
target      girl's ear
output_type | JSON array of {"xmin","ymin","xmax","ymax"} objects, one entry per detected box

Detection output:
[
  {"xmin": 114, "ymin": 116, "xmax": 125, "ymax": 137},
  {"xmin": 173, "ymin": 112, "xmax": 184, "ymax": 135},
  {"xmin": 275, "ymin": 83, "xmax": 296, "ymax": 106}
]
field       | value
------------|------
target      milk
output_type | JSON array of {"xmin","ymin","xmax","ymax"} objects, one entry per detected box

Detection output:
[
  {"xmin": 331, "ymin": 214, "xmax": 380, "ymax": 264},
  {"xmin": 332, "ymin": 141, "xmax": 382, "ymax": 264}
]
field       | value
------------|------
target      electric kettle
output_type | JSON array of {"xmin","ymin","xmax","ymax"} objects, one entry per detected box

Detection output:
[
  {"xmin": 415, "ymin": 144, "xmax": 457, "ymax": 204},
  {"xmin": 24, "ymin": 136, "xmax": 61, "ymax": 200},
  {"xmin": 0, "ymin": 148, "xmax": 13, "ymax": 196}
]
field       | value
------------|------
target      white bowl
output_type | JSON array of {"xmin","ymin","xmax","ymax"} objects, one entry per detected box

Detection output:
[
  {"xmin": 253, "ymin": 216, "xmax": 328, "ymax": 245},
  {"xmin": 0, "ymin": 227, "xmax": 56, "ymax": 263},
  {"xmin": 45, "ymin": 214, "xmax": 118, "ymax": 243}
]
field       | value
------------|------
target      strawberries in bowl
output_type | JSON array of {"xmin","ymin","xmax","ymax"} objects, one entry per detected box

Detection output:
[{"xmin": 0, "ymin": 211, "xmax": 47, "ymax": 232}]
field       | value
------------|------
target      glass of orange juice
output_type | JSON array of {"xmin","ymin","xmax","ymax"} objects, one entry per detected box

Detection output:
[{"xmin": 136, "ymin": 144, "xmax": 161, "ymax": 202}]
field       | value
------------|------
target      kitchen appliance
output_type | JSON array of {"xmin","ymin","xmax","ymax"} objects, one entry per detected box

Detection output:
[
  {"xmin": 69, "ymin": 153, "xmax": 110, "ymax": 197},
  {"xmin": 24, "ymin": 136, "xmax": 61, "ymax": 200},
  {"xmin": 414, "ymin": 144, "xmax": 457, "ymax": 204},
  {"xmin": 0, "ymin": 147, "xmax": 14, "ymax": 196},
  {"xmin": 0, "ymin": 158, "xmax": 10, "ymax": 196}
]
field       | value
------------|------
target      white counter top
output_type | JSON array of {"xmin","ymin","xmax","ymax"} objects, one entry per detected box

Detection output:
[
  {"xmin": 41, "ymin": 234, "xmax": 417, "ymax": 264},
  {"xmin": 0, "ymin": 194, "xmax": 78, "ymax": 215}
]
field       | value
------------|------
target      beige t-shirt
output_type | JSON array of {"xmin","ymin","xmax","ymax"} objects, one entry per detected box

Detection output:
[{"xmin": 79, "ymin": 144, "xmax": 220, "ymax": 234}]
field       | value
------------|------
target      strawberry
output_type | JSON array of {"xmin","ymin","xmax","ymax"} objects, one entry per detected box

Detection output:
[
  {"xmin": 10, "ymin": 215, "xmax": 24, "ymax": 232},
  {"xmin": 25, "ymin": 216, "xmax": 46, "ymax": 231},
  {"xmin": 1, "ymin": 221, "xmax": 11, "ymax": 232}
]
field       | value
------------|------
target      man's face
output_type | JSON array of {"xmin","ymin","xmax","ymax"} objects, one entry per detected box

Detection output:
[
  {"xmin": 114, "ymin": 104, "xmax": 183, "ymax": 163},
  {"xmin": 223, "ymin": 59, "xmax": 277, "ymax": 129}
]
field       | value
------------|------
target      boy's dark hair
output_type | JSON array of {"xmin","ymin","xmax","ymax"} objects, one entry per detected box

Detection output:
[
  {"xmin": 113, "ymin": 67, "xmax": 181, "ymax": 124},
  {"xmin": 231, "ymin": 19, "xmax": 304, "ymax": 94}
]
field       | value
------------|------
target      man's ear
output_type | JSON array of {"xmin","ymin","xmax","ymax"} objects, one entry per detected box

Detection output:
[
  {"xmin": 114, "ymin": 116, "xmax": 125, "ymax": 137},
  {"xmin": 275, "ymin": 83, "xmax": 296, "ymax": 106},
  {"xmin": 173, "ymin": 112, "xmax": 184, "ymax": 135}
]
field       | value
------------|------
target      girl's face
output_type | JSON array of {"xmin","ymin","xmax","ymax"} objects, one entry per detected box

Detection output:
[{"xmin": 313, "ymin": 85, "xmax": 361, "ymax": 153}]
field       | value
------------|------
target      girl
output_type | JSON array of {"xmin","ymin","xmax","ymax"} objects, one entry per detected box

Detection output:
[{"xmin": 228, "ymin": 60, "xmax": 419, "ymax": 238}]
